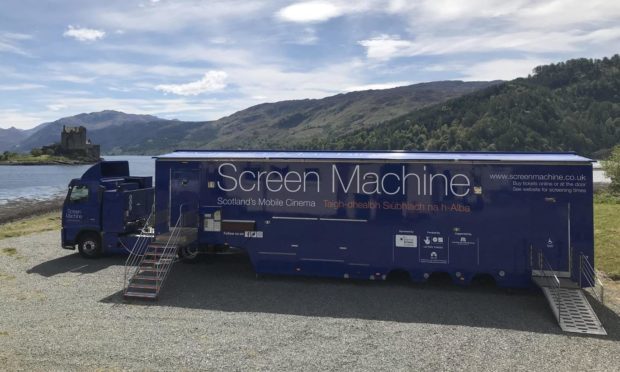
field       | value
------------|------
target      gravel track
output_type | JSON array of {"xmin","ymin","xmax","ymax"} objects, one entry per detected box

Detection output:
[{"xmin": 0, "ymin": 230, "xmax": 619, "ymax": 371}]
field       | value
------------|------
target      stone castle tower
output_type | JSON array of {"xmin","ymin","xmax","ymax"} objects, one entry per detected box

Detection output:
[{"xmin": 59, "ymin": 126, "xmax": 100, "ymax": 160}]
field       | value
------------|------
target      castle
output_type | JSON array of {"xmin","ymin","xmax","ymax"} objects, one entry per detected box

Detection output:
[
  {"xmin": 40, "ymin": 126, "xmax": 100, "ymax": 161},
  {"xmin": 60, "ymin": 126, "xmax": 100, "ymax": 160}
]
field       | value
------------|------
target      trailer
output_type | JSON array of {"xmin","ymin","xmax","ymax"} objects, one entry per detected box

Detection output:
[
  {"xmin": 152, "ymin": 150, "xmax": 593, "ymax": 283},
  {"xmin": 63, "ymin": 151, "xmax": 606, "ymax": 334}
]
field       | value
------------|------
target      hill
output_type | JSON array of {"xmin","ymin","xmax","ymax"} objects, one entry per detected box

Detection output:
[
  {"xmin": 4, "ymin": 81, "xmax": 497, "ymax": 154},
  {"xmin": 313, "ymin": 56, "xmax": 620, "ymax": 158},
  {"xmin": 12, "ymin": 111, "xmax": 169, "ymax": 152},
  {"xmin": 0, "ymin": 127, "xmax": 28, "ymax": 152},
  {"xmin": 190, "ymin": 80, "xmax": 499, "ymax": 149}
]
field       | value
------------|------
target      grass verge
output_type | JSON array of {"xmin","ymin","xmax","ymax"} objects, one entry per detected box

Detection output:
[
  {"xmin": 0, "ymin": 212, "xmax": 61, "ymax": 240},
  {"xmin": 594, "ymin": 202, "xmax": 620, "ymax": 280}
]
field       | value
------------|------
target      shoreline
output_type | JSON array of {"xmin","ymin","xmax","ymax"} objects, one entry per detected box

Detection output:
[
  {"xmin": 0, "ymin": 196, "xmax": 64, "ymax": 224},
  {"xmin": 0, "ymin": 160, "xmax": 96, "ymax": 166}
]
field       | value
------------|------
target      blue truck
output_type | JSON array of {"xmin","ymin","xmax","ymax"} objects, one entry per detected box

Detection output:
[
  {"xmin": 61, "ymin": 161, "xmax": 154, "ymax": 258},
  {"xmin": 61, "ymin": 150, "xmax": 606, "ymax": 334}
]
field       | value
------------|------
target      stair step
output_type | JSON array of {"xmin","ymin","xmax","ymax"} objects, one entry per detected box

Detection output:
[
  {"xmin": 128, "ymin": 283, "xmax": 158, "ymax": 290},
  {"xmin": 124, "ymin": 291, "xmax": 157, "ymax": 299},
  {"xmin": 147, "ymin": 246, "xmax": 179, "ymax": 252},
  {"xmin": 138, "ymin": 267, "xmax": 165, "ymax": 272},
  {"xmin": 144, "ymin": 253, "xmax": 176, "ymax": 259},
  {"xmin": 133, "ymin": 275, "xmax": 159, "ymax": 281},
  {"xmin": 141, "ymin": 258, "xmax": 173, "ymax": 264}
]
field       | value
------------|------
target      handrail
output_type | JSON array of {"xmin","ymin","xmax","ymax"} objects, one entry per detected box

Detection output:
[
  {"xmin": 533, "ymin": 246, "xmax": 562, "ymax": 323},
  {"xmin": 154, "ymin": 203, "xmax": 196, "ymax": 293},
  {"xmin": 123, "ymin": 202, "xmax": 197, "ymax": 296},
  {"xmin": 580, "ymin": 254, "xmax": 605, "ymax": 304},
  {"xmin": 123, "ymin": 205, "xmax": 155, "ymax": 293},
  {"xmin": 155, "ymin": 209, "xmax": 183, "ymax": 293}
]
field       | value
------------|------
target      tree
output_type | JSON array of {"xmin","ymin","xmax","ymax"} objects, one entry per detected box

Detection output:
[
  {"xmin": 602, "ymin": 145, "xmax": 620, "ymax": 193},
  {"xmin": 30, "ymin": 148, "xmax": 43, "ymax": 157}
]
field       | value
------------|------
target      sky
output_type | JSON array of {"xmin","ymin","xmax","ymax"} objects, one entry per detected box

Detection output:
[{"xmin": 0, "ymin": 0, "xmax": 619, "ymax": 129}]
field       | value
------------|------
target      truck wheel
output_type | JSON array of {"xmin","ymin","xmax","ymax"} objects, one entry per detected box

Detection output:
[
  {"xmin": 78, "ymin": 233, "xmax": 101, "ymax": 259},
  {"xmin": 178, "ymin": 244, "xmax": 200, "ymax": 263}
]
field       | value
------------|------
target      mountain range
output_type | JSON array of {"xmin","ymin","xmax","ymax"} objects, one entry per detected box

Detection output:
[
  {"xmin": 0, "ymin": 80, "xmax": 498, "ymax": 154},
  {"xmin": 1, "ymin": 55, "xmax": 619, "ymax": 158},
  {"xmin": 311, "ymin": 55, "xmax": 620, "ymax": 158}
]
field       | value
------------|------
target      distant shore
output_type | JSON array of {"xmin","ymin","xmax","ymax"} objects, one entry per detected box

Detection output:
[
  {"xmin": 0, "ymin": 196, "xmax": 64, "ymax": 224},
  {"xmin": 0, "ymin": 154, "xmax": 100, "ymax": 166},
  {"xmin": 0, "ymin": 159, "xmax": 97, "ymax": 166}
]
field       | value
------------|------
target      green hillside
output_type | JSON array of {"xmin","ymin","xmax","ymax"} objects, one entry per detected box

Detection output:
[
  {"xmin": 306, "ymin": 55, "xmax": 620, "ymax": 157},
  {"xmin": 189, "ymin": 80, "xmax": 498, "ymax": 149}
]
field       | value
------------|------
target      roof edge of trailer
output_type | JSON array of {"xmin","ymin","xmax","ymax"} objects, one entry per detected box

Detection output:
[{"xmin": 154, "ymin": 150, "xmax": 593, "ymax": 163}]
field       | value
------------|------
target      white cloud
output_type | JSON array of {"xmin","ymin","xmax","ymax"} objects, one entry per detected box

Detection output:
[
  {"xmin": 0, "ymin": 32, "xmax": 32, "ymax": 56},
  {"xmin": 0, "ymin": 109, "xmax": 45, "ymax": 130},
  {"xmin": 100, "ymin": 43, "xmax": 256, "ymax": 67},
  {"xmin": 155, "ymin": 71, "xmax": 228, "ymax": 96},
  {"xmin": 459, "ymin": 58, "xmax": 550, "ymax": 81},
  {"xmin": 63, "ymin": 25, "xmax": 106, "ymax": 42},
  {"xmin": 344, "ymin": 81, "xmax": 411, "ymax": 92},
  {"xmin": 97, "ymin": 1, "xmax": 265, "ymax": 32},
  {"xmin": 46, "ymin": 103, "xmax": 68, "ymax": 111},
  {"xmin": 277, "ymin": 1, "xmax": 342, "ymax": 23},
  {"xmin": 358, "ymin": 28, "xmax": 620, "ymax": 61},
  {"xmin": 287, "ymin": 27, "xmax": 319, "ymax": 45},
  {"xmin": 358, "ymin": 35, "xmax": 414, "ymax": 61},
  {"xmin": 0, "ymin": 83, "xmax": 45, "ymax": 91},
  {"xmin": 223, "ymin": 60, "xmax": 365, "ymax": 103}
]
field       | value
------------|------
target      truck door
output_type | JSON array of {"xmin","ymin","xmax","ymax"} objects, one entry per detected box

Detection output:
[
  {"xmin": 170, "ymin": 169, "xmax": 200, "ymax": 228},
  {"xmin": 530, "ymin": 200, "xmax": 570, "ymax": 276},
  {"xmin": 63, "ymin": 181, "xmax": 100, "ymax": 231}
]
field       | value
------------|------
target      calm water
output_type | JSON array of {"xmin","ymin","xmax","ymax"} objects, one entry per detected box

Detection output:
[{"xmin": 0, "ymin": 155, "xmax": 154, "ymax": 204}]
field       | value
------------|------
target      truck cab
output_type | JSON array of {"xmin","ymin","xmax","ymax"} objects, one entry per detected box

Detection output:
[{"xmin": 62, "ymin": 161, "xmax": 154, "ymax": 258}]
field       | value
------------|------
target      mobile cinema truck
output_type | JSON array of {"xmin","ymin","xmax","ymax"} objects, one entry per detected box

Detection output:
[{"xmin": 62, "ymin": 150, "xmax": 606, "ymax": 334}]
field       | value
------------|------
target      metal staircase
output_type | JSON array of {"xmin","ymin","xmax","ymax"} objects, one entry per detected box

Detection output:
[
  {"xmin": 532, "ymin": 248, "xmax": 606, "ymax": 335},
  {"xmin": 123, "ymin": 207, "xmax": 197, "ymax": 300}
]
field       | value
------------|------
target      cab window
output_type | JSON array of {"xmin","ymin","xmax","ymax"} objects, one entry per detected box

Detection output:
[{"xmin": 69, "ymin": 185, "xmax": 89, "ymax": 203}]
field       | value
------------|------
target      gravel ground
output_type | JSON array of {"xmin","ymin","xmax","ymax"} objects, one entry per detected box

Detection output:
[{"xmin": 0, "ymin": 230, "xmax": 619, "ymax": 371}]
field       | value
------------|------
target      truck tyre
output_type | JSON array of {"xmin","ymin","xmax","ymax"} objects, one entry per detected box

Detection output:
[
  {"xmin": 78, "ymin": 233, "xmax": 101, "ymax": 259},
  {"xmin": 178, "ymin": 244, "xmax": 200, "ymax": 263}
]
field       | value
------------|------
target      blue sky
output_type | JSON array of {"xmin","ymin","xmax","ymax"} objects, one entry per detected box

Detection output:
[{"xmin": 1, "ymin": 0, "xmax": 619, "ymax": 129}]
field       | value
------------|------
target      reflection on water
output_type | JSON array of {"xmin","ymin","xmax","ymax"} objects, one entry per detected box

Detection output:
[{"xmin": 0, "ymin": 155, "xmax": 154, "ymax": 204}]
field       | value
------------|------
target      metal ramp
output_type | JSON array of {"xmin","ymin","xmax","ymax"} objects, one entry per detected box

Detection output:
[
  {"xmin": 532, "ymin": 251, "xmax": 606, "ymax": 335},
  {"xmin": 538, "ymin": 284, "xmax": 606, "ymax": 335},
  {"xmin": 123, "ymin": 207, "xmax": 197, "ymax": 300}
]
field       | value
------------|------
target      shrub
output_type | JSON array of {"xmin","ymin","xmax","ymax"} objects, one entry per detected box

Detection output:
[
  {"xmin": 602, "ymin": 145, "xmax": 620, "ymax": 193},
  {"xmin": 30, "ymin": 148, "xmax": 43, "ymax": 157}
]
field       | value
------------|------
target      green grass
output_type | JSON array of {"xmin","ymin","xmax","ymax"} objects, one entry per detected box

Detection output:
[
  {"xmin": 0, "ymin": 212, "xmax": 61, "ymax": 240},
  {"xmin": 0, "ymin": 273, "xmax": 15, "ymax": 280},
  {"xmin": 594, "ymin": 189, "xmax": 620, "ymax": 204},
  {"xmin": 0, "ymin": 153, "xmax": 93, "ymax": 165},
  {"xmin": 595, "ymin": 202, "xmax": 620, "ymax": 280},
  {"xmin": 1, "ymin": 248, "xmax": 17, "ymax": 256},
  {"xmin": 0, "ymin": 154, "xmax": 85, "ymax": 164}
]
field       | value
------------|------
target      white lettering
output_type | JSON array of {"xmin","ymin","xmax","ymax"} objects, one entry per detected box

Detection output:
[
  {"xmin": 217, "ymin": 163, "xmax": 237, "ymax": 192},
  {"xmin": 218, "ymin": 163, "xmax": 470, "ymax": 197}
]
